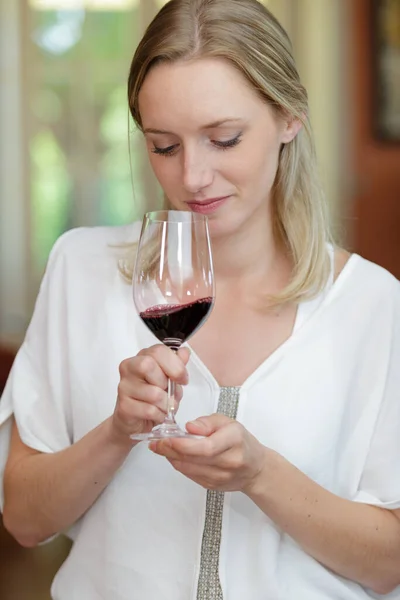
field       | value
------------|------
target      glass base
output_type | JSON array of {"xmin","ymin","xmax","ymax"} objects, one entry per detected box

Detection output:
[{"xmin": 130, "ymin": 422, "xmax": 203, "ymax": 441}]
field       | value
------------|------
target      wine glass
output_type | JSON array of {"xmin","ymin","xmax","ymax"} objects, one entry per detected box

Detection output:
[{"xmin": 131, "ymin": 210, "xmax": 215, "ymax": 441}]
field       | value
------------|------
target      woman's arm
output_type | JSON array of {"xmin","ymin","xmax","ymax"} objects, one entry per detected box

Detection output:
[
  {"xmin": 246, "ymin": 449, "xmax": 400, "ymax": 595},
  {"xmin": 3, "ymin": 345, "xmax": 190, "ymax": 548},
  {"xmin": 151, "ymin": 415, "xmax": 400, "ymax": 595},
  {"xmin": 3, "ymin": 417, "xmax": 135, "ymax": 547}
]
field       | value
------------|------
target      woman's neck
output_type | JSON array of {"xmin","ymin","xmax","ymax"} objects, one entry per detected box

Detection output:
[{"xmin": 211, "ymin": 213, "xmax": 291, "ymax": 295}]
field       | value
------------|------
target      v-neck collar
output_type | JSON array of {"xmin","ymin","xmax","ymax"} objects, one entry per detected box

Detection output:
[
  {"xmin": 187, "ymin": 301, "xmax": 304, "ymax": 393},
  {"xmin": 186, "ymin": 250, "xmax": 359, "ymax": 393}
]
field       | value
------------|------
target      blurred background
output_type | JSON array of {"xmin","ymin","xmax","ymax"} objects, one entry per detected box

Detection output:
[{"xmin": 0, "ymin": 0, "xmax": 399, "ymax": 598}]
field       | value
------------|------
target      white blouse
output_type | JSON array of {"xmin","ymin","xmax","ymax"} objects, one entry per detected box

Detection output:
[{"xmin": 1, "ymin": 224, "xmax": 400, "ymax": 600}]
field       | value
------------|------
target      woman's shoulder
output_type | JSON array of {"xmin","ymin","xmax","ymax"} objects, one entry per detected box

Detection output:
[
  {"xmin": 49, "ymin": 223, "xmax": 142, "ymax": 263},
  {"xmin": 333, "ymin": 247, "xmax": 352, "ymax": 282},
  {"xmin": 35, "ymin": 223, "xmax": 143, "ymax": 297},
  {"xmin": 333, "ymin": 246, "xmax": 399, "ymax": 307}
]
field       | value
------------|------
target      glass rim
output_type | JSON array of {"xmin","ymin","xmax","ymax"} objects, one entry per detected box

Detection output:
[{"xmin": 143, "ymin": 210, "xmax": 209, "ymax": 224}]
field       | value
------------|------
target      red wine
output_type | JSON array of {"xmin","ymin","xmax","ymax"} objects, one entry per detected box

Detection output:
[{"xmin": 140, "ymin": 297, "xmax": 213, "ymax": 348}]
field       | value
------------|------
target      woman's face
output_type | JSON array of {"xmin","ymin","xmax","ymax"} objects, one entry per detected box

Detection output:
[{"xmin": 138, "ymin": 58, "xmax": 299, "ymax": 238}]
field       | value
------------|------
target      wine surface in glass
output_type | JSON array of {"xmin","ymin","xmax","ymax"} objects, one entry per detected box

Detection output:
[{"xmin": 140, "ymin": 297, "xmax": 213, "ymax": 348}]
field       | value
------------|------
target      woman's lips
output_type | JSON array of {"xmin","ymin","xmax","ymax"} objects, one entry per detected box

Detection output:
[{"xmin": 186, "ymin": 196, "xmax": 230, "ymax": 215}]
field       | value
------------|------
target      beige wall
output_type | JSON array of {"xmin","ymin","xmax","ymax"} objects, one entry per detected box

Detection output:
[
  {"xmin": 268, "ymin": 0, "xmax": 350, "ymax": 237},
  {"xmin": 0, "ymin": 0, "xmax": 30, "ymax": 346},
  {"xmin": 294, "ymin": 0, "xmax": 351, "ymax": 240}
]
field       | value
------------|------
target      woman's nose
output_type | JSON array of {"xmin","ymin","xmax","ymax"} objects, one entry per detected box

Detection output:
[{"xmin": 182, "ymin": 149, "xmax": 214, "ymax": 194}]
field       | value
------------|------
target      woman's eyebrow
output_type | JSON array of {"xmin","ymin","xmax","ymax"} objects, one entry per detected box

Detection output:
[{"xmin": 143, "ymin": 118, "xmax": 245, "ymax": 135}]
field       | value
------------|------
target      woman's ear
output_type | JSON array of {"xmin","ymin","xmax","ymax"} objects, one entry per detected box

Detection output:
[{"xmin": 281, "ymin": 117, "xmax": 303, "ymax": 144}]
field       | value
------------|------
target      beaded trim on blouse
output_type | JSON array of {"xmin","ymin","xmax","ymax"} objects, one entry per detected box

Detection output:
[{"xmin": 196, "ymin": 386, "xmax": 240, "ymax": 600}]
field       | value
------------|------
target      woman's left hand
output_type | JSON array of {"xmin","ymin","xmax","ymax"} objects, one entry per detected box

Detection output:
[{"xmin": 149, "ymin": 415, "xmax": 268, "ymax": 494}]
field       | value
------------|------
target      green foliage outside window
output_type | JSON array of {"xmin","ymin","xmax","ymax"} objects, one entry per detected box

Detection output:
[{"xmin": 29, "ymin": 7, "xmax": 142, "ymax": 274}]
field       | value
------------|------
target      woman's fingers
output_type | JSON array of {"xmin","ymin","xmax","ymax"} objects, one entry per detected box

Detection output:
[
  {"xmin": 137, "ymin": 345, "xmax": 189, "ymax": 385},
  {"xmin": 149, "ymin": 419, "xmax": 239, "ymax": 462},
  {"xmin": 118, "ymin": 378, "xmax": 167, "ymax": 410},
  {"xmin": 118, "ymin": 396, "xmax": 166, "ymax": 425},
  {"xmin": 177, "ymin": 346, "xmax": 191, "ymax": 366},
  {"xmin": 118, "ymin": 378, "xmax": 184, "ymax": 413},
  {"xmin": 167, "ymin": 461, "xmax": 231, "ymax": 490},
  {"xmin": 127, "ymin": 353, "xmax": 169, "ymax": 389},
  {"xmin": 186, "ymin": 414, "xmax": 233, "ymax": 437},
  {"xmin": 114, "ymin": 344, "xmax": 190, "ymax": 439}
]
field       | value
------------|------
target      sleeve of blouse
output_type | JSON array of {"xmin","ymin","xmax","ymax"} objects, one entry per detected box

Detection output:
[
  {"xmin": 353, "ymin": 280, "xmax": 400, "ymax": 510},
  {"xmin": 0, "ymin": 229, "xmax": 80, "ymax": 511}
]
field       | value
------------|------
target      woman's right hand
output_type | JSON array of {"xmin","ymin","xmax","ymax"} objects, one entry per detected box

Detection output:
[{"xmin": 112, "ymin": 345, "xmax": 191, "ymax": 440}]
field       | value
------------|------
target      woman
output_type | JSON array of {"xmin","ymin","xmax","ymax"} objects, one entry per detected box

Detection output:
[{"xmin": 1, "ymin": 1, "xmax": 400, "ymax": 598}]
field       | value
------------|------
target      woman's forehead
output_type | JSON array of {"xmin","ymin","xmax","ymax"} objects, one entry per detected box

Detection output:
[{"xmin": 138, "ymin": 58, "xmax": 268, "ymax": 131}]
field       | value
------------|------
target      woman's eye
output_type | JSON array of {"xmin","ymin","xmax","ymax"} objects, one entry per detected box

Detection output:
[
  {"xmin": 151, "ymin": 134, "xmax": 242, "ymax": 156},
  {"xmin": 151, "ymin": 144, "xmax": 179, "ymax": 157},
  {"xmin": 213, "ymin": 134, "xmax": 242, "ymax": 150}
]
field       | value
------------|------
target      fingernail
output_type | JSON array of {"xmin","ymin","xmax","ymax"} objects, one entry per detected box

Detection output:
[{"xmin": 188, "ymin": 418, "xmax": 206, "ymax": 429}]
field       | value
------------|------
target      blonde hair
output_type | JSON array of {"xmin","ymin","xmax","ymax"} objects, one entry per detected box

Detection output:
[{"xmin": 124, "ymin": 0, "xmax": 333, "ymax": 305}]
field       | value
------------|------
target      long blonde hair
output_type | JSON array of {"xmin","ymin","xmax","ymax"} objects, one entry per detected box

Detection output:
[{"xmin": 124, "ymin": 0, "xmax": 333, "ymax": 304}]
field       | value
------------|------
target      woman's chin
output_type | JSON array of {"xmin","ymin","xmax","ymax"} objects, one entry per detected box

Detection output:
[{"xmin": 207, "ymin": 218, "xmax": 237, "ymax": 240}]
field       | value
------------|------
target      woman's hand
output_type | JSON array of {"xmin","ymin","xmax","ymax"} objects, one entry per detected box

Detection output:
[
  {"xmin": 112, "ymin": 345, "xmax": 190, "ymax": 441},
  {"xmin": 149, "ymin": 415, "xmax": 268, "ymax": 494}
]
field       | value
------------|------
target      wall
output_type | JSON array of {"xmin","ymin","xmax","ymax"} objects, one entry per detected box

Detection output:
[
  {"xmin": 294, "ymin": 0, "xmax": 351, "ymax": 241},
  {"xmin": 0, "ymin": 0, "xmax": 30, "ymax": 347},
  {"xmin": 350, "ymin": 0, "xmax": 400, "ymax": 277}
]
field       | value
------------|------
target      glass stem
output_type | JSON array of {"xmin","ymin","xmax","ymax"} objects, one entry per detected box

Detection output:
[
  {"xmin": 166, "ymin": 378, "xmax": 177, "ymax": 424},
  {"xmin": 164, "ymin": 346, "xmax": 179, "ymax": 425}
]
